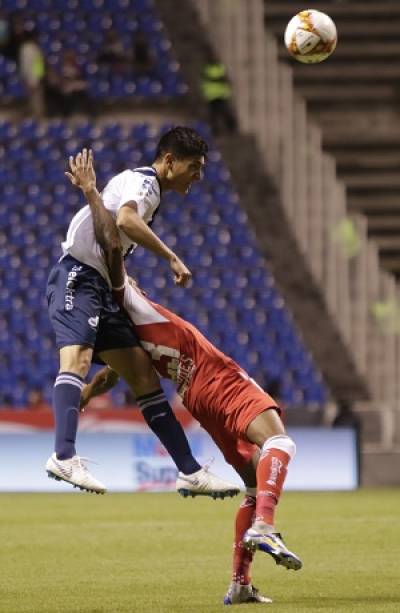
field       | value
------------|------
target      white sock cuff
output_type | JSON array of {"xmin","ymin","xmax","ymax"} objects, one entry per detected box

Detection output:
[
  {"xmin": 261, "ymin": 435, "xmax": 296, "ymax": 460},
  {"xmin": 245, "ymin": 487, "xmax": 257, "ymax": 498}
]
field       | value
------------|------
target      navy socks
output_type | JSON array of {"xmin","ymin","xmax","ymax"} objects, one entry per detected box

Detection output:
[
  {"xmin": 53, "ymin": 377, "xmax": 200, "ymax": 473},
  {"xmin": 53, "ymin": 372, "xmax": 84, "ymax": 460},
  {"xmin": 137, "ymin": 389, "xmax": 201, "ymax": 475}
]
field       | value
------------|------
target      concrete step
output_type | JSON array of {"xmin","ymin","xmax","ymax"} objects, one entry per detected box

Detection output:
[
  {"xmin": 267, "ymin": 18, "xmax": 400, "ymax": 39},
  {"xmin": 294, "ymin": 63, "xmax": 400, "ymax": 82},
  {"xmin": 367, "ymin": 216, "xmax": 400, "ymax": 232},
  {"xmin": 278, "ymin": 41, "xmax": 400, "ymax": 62},
  {"xmin": 379, "ymin": 256, "xmax": 400, "ymax": 275},
  {"xmin": 266, "ymin": 2, "xmax": 400, "ymax": 19},
  {"xmin": 338, "ymin": 172, "xmax": 400, "ymax": 189},
  {"xmin": 348, "ymin": 193, "xmax": 400, "ymax": 214},
  {"xmin": 297, "ymin": 84, "xmax": 395, "ymax": 103},
  {"xmin": 312, "ymin": 108, "xmax": 399, "ymax": 133},
  {"xmin": 324, "ymin": 131, "xmax": 400, "ymax": 148},
  {"xmin": 370, "ymin": 235, "xmax": 400, "ymax": 251},
  {"xmin": 336, "ymin": 153, "xmax": 400, "ymax": 172}
]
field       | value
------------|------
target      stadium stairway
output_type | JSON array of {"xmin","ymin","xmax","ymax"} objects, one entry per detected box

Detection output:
[
  {"xmin": 264, "ymin": 0, "xmax": 400, "ymax": 278},
  {"xmin": 187, "ymin": 0, "xmax": 400, "ymax": 482},
  {"xmin": 156, "ymin": 0, "xmax": 368, "ymax": 403},
  {"xmin": 217, "ymin": 131, "xmax": 368, "ymax": 402}
]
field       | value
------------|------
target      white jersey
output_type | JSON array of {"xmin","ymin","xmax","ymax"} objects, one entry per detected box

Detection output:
[{"xmin": 62, "ymin": 167, "xmax": 161, "ymax": 285}]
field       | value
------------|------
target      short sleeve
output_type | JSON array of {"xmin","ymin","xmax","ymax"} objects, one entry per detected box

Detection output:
[{"xmin": 119, "ymin": 171, "xmax": 158, "ymax": 221}]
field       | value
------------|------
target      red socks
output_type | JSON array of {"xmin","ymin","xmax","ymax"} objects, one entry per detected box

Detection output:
[
  {"xmin": 232, "ymin": 494, "xmax": 256, "ymax": 584},
  {"xmin": 255, "ymin": 447, "xmax": 291, "ymax": 527},
  {"xmin": 231, "ymin": 436, "xmax": 296, "ymax": 583}
]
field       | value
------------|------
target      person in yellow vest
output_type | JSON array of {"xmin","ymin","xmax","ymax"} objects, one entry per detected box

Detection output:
[
  {"xmin": 202, "ymin": 58, "xmax": 237, "ymax": 134},
  {"xmin": 19, "ymin": 28, "xmax": 46, "ymax": 118}
]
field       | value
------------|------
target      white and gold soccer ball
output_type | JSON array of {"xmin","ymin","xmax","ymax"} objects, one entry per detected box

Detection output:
[{"xmin": 284, "ymin": 9, "xmax": 337, "ymax": 64}]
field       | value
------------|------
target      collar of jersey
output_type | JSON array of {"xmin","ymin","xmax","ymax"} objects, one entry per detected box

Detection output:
[{"xmin": 132, "ymin": 166, "xmax": 162, "ymax": 196}]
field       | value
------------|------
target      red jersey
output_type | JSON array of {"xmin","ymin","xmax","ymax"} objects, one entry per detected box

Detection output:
[
  {"xmin": 122, "ymin": 280, "xmax": 239, "ymax": 396},
  {"xmin": 120, "ymin": 280, "xmax": 278, "ymax": 470}
]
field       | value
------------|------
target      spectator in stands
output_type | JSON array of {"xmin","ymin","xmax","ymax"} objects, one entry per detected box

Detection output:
[
  {"xmin": 97, "ymin": 30, "xmax": 128, "ymax": 74},
  {"xmin": 27, "ymin": 388, "xmax": 50, "ymax": 411},
  {"xmin": 18, "ymin": 28, "xmax": 46, "ymax": 118},
  {"xmin": 131, "ymin": 31, "xmax": 155, "ymax": 75},
  {"xmin": 44, "ymin": 64, "xmax": 65, "ymax": 117},
  {"xmin": 201, "ymin": 51, "xmax": 237, "ymax": 134},
  {"xmin": 0, "ymin": 10, "xmax": 10, "ymax": 55},
  {"xmin": 332, "ymin": 399, "xmax": 360, "ymax": 430},
  {"xmin": 1, "ymin": 13, "xmax": 25, "ymax": 62},
  {"xmin": 332, "ymin": 398, "xmax": 361, "ymax": 483},
  {"xmin": 47, "ymin": 50, "xmax": 90, "ymax": 117}
]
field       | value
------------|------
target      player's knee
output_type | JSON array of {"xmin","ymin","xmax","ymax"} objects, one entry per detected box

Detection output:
[
  {"xmin": 131, "ymin": 373, "xmax": 160, "ymax": 396},
  {"xmin": 125, "ymin": 354, "xmax": 160, "ymax": 394},
  {"xmin": 262, "ymin": 435, "xmax": 296, "ymax": 460}
]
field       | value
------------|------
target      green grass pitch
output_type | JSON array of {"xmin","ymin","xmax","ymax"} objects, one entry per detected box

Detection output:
[{"xmin": 0, "ymin": 489, "xmax": 399, "ymax": 612}]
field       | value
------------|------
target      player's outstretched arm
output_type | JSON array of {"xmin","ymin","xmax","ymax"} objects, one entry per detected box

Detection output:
[
  {"xmin": 80, "ymin": 366, "xmax": 120, "ymax": 411},
  {"xmin": 65, "ymin": 149, "xmax": 125, "ymax": 289},
  {"xmin": 117, "ymin": 204, "xmax": 192, "ymax": 287}
]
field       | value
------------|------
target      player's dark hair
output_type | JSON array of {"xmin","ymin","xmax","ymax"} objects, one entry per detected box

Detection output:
[{"xmin": 154, "ymin": 126, "xmax": 208, "ymax": 161}]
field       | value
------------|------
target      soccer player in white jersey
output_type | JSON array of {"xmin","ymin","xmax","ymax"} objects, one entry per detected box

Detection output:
[
  {"xmin": 45, "ymin": 127, "xmax": 238, "ymax": 498},
  {"xmin": 67, "ymin": 149, "xmax": 302, "ymax": 605}
]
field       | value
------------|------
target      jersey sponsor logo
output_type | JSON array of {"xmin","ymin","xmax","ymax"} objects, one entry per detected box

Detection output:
[
  {"xmin": 266, "ymin": 457, "xmax": 284, "ymax": 487},
  {"xmin": 88, "ymin": 316, "xmax": 99, "ymax": 329},
  {"xmin": 140, "ymin": 341, "xmax": 196, "ymax": 395},
  {"xmin": 177, "ymin": 355, "xmax": 196, "ymax": 397},
  {"xmin": 64, "ymin": 265, "xmax": 82, "ymax": 311}
]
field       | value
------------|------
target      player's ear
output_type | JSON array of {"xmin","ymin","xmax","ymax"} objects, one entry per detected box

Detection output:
[{"xmin": 164, "ymin": 152, "xmax": 175, "ymax": 179}]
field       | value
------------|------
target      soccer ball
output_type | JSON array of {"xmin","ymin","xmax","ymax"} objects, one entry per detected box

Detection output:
[{"xmin": 284, "ymin": 10, "xmax": 337, "ymax": 64}]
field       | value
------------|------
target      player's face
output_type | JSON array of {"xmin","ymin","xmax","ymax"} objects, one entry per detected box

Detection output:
[{"xmin": 168, "ymin": 155, "xmax": 205, "ymax": 195}]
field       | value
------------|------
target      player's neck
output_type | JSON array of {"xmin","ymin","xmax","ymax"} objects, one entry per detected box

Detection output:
[{"xmin": 151, "ymin": 161, "xmax": 172, "ymax": 192}]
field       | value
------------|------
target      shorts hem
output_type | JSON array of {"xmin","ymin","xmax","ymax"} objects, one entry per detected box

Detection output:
[
  {"xmin": 56, "ymin": 341, "xmax": 94, "ymax": 351},
  {"xmin": 240, "ymin": 404, "xmax": 281, "ymax": 440}
]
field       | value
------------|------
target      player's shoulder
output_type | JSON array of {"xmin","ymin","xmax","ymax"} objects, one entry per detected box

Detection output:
[
  {"xmin": 131, "ymin": 166, "xmax": 159, "ymax": 186},
  {"xmin": 126, "ymin": 167, "xmax": 160, "ymax": 198}
]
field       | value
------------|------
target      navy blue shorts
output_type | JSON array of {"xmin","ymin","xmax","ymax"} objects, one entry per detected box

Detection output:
[{"xmin": 46, "ymin": 254, "xmax": 139, "ymax": 355}]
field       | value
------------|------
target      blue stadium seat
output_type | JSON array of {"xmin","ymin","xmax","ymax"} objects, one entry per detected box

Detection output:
[
  {"xmin": 0, "ymin": 2, "xmax": 185, "ymax": 100},
  {"xmin": 0, "ymin": 120, "xmax": 327, "ymax": 407}
]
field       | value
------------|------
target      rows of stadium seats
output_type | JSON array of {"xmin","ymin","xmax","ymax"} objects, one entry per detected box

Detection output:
[
  {"xmin": 0, "ymin": 0, "xmax": 186, "ymax": 99},
  {"xmin": 0, "ymin": 119, "xmax": 327, "ymax": 407}
]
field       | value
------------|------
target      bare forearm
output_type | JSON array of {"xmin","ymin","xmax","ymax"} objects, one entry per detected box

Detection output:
[
  {"xmin": 83, "ymin": 186, "xmax": 125, "ymax": 288},
  {"xmin": 80, "ymin": 367, "xmax": 120, "ymax": 409},
  {"xmin": 117, "ymin": 209, "xmax": 175, "ymax": 262}
]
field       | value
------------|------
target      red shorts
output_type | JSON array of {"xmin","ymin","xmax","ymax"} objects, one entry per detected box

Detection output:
[{"xmin": 185, "ymin": 365, "xmax": 280, "ymax": 472}]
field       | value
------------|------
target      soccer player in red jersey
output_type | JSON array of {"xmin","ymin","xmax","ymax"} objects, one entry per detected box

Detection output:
[{"xmin": 67, "ymin": 149, "xmax": 302, "ymax": 605}]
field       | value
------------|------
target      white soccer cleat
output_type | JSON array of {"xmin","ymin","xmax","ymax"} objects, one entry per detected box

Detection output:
[
  {"xmin": 243, "ymin": 527, "xmax": 302, "ymax": 571},
  {"xmin": 45, "ymin": 453, "xmax": 107, "ymax": 494},
  {"xmin": 176, "ymin": 466, "xmax": 240, "ymax": 499},
  {"xmin": 223, "ymin": 581, "xmax": 272, "ymax": 605}
]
